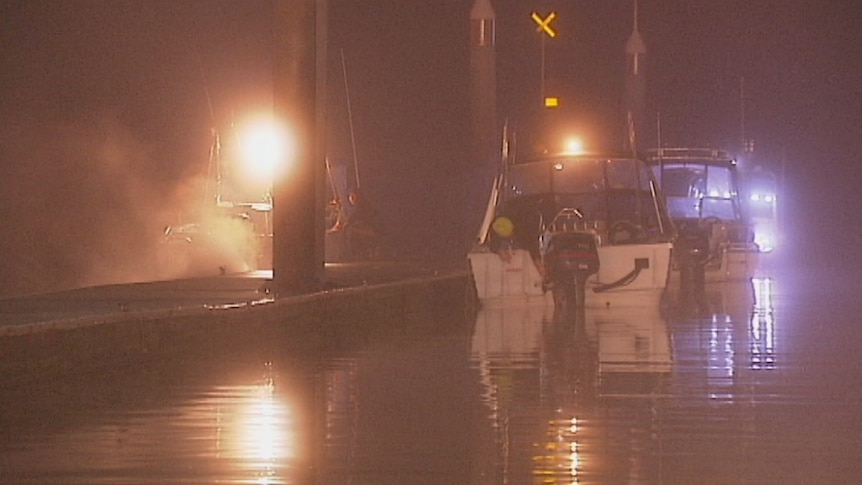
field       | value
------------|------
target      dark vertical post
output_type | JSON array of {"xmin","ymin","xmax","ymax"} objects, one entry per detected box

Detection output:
[
  {"xmin": 469, "ymin": 0, "xmax": 497, "ymax": 167},
  {"xmin": 272, "ymin": 0, "xmax": 327, "ymax": 294}
]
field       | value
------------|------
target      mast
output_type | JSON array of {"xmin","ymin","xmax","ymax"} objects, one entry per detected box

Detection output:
[
  {"xmin": 340, "ymin": 49, "xmax": 361, "ymax": 189},
  {"xmin": 624, "ymin": 0, "xmax": 647, "ymax": 152},
  {"xmin": 740, "ymin": 76, "xmax": 746, "ymax": 156}
]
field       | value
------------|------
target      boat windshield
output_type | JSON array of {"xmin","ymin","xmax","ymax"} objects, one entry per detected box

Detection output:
[
  {"xmin": 501, "ymin": 157, "xmax": 673, "ymax": 244},
  {"xmin": 651, "ymin": 162, "xmax": 740, "ymax": 221}
]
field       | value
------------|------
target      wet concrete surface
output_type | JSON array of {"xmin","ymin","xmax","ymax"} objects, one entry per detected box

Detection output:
[
  {"xmin": 1, "ymin": 258, "xmax": 861, "ymax": 484},
  {"xmin": 0, "ymin": 262, "xmax": 451, "ymax": 330}
]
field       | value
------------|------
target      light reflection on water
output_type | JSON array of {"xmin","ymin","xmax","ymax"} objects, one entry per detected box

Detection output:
[
  {"xmin": 467, "ymin": 267, "xmax": 860, "ymax": 484},
  {"xmin": 2, "ymin": 265, "xmax": 862, "ymax": 483},
  {"xmin": 1, "ymin": 362, "xmax": 298, "ymax": 484}
]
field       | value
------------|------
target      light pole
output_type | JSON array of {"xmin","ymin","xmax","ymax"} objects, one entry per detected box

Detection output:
[{"xmin": 531, "ymin": 11, "xmax": 557, "ymax": 106}]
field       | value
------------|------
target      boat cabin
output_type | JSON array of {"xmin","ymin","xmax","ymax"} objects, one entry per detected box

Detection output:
[
  {"xmin": 644, "ymin": 147, "xmax": 760, "ymax": 282},
  {"xmin": 491, "ymin": 154, "xmax": 674, "ymax": 251},
  {"xmin": 645, "ymin": 148, "xmax": 746, "ymax": 224}
]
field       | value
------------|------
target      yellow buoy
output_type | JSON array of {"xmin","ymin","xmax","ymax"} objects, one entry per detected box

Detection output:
[{"xmin": 492, "ymin": 216, "xmax": 514, "ymax": 238}]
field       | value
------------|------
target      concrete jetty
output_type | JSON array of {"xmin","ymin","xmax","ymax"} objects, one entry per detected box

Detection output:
[{"xmin": 0, "ymin": 262, "xmax": 478, "ymax": 386}]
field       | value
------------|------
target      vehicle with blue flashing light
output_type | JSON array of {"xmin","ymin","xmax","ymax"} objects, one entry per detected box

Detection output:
[{"xmin": 741, "ymin": 166, "xmax": 779, "ymax": 254}]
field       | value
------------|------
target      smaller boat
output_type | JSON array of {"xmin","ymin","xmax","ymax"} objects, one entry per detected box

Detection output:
[
  {"xmin": 162, "ymin": 125, "xmax": 274, "ymax": 276},
  {"xmin": 468, "ymin": 149, "xmax": 675, "ymax": 310},
  {"xmin": 644, "ymin": 148, "xmax": 759, "ymax": 286},
  {"xmin": 162, "ymin": 201, "xmax": 272, "ymax": 275}
]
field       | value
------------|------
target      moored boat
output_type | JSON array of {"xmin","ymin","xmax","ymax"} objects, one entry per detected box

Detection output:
[
  {"xmin": 468, "ymin": 150, "xmax": 675, "ymax": 310},
  {"xmin": 644, "ymin": 148, "xmax": 759, "ymax": 285}
]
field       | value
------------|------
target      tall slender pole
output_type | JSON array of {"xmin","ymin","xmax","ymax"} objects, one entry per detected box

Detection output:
[
  {"xmin": 740, "ymin": 76, "xmax": 746, "ymax": 155},
  {"xmin": 540, "ymin": 35, "xmax": 546, "ymax": 104},
  {"xmin": 340, "ymin": 49, "xmax": 360, "ymax": 189},
  {"xmin": 625, "ymin": 0, "xmax": 647, "ymax": 152}
]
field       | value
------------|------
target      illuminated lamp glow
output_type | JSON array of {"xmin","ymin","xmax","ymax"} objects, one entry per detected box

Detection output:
[
  {"xmin": 562, "ymin": 138, "xmax": 585, "ymax": 156},
  {"xmin": 751, "ymin": 193, "xmax": 776, "ymax": 204},
  {"xmin": 238, "ymin": 116, "xmax": 294, "ymax": 185}
]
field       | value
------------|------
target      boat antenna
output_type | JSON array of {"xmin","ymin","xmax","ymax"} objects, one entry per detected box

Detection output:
[
  {"xmin": 656, "ymin": 110, "xmax": 665, "ymax": 184},
  {"xmin": 324, "ymin": 157, "xmax": 339, "ymax": 200},
  {"xmin": 739, "ymin": 76, "xmax": 746, "ymax": 157},
  {"xmin": 341, "ymin": 48, "xmax": 361, "ymax": 189},
  {"xmin": 193, "ymin": 45, "xmax": 216, "ymax": 125},
  {"xmin": 192, "ymin": 42, "xmax": 220, "ymax": 207},
  {"xmin": 500, "ymin": 118, "xmax": 510, "ymax": 200}
]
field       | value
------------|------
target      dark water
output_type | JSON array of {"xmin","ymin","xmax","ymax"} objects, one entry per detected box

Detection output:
[{"xmin": 1, "ymin": 261, "xmax": 861, "ymax": 484}]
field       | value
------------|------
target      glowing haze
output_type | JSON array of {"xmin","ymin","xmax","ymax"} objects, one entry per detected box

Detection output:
[{"xmin": 0, "ymin": 1, "xmax": 860, "ymax": 296}]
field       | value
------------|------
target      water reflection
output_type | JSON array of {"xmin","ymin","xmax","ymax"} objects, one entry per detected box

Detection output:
[
  {"xmin": 0, "ymin": 360, "xmax": 302, "ymax": 485},
  {"xmin": 750, "ymin": 277, "xmax": 776, "ymax": 370},
  {"xmin": 468, "ymin": 274, "xmax": 789, "ymax": 483},
  {"xmin": 664, "ymin": 278, "xmax": 775, "ymax": 402},
  {"xmin": 227, "ymin": 362, "xmax": 294, "ymax": 484},
  {"xmin": 471, "ymin": 302, "xmax": 671, "ymax": 484},
  {"xmin": 6, "ymin": 267, "xmax": 862, "ymax": 483}
]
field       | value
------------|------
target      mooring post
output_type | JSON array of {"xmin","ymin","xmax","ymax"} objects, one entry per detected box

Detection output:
[{"xmin": 272, "ymin": 0, "xmax": 327, "ymax": 294}]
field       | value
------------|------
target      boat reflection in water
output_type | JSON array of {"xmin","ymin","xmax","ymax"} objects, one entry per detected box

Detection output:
[
  {"xmin": 470, "ymin": 273, "xmax": 781, "ymax": 483},
  {"xmin": 471, "ymin": 300, "xmax": 672, "ymax": 483},
  {"xmin": 664, "ymin": 275, "xmax": 777, "ymax": 402}
]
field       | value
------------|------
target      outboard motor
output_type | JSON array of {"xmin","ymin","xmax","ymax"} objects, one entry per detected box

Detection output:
[
  {"xmin": 674, "ymin": 221, "xmax": 711, "ymax": 295},
  {"xmin": 544, "ymin": 231, "xmax": 599, "ymax": 311}
]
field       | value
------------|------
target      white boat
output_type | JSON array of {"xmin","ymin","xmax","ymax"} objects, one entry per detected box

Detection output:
[
  {"xmin": 645, "ymin": 148, "xmax": 759, "ymax": 284},
  {"xmin": 468, "ymin": 151, "xmax": 675, "ymax": 309}
]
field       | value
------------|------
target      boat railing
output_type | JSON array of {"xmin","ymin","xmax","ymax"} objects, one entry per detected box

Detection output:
[
  {"xmin": 544, "ymin": 208, "xmax": 585, "ymax": 233},
  {"xmin": 540, "ymin": 207, "xmax": 605, "ymax": 249},
  {"xmin": 644, "ymin": 147, "xmax": 734, "ymax": 163}
]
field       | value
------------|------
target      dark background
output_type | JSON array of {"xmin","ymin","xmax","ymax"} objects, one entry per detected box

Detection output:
[{"xmin": 1, "ymin": 0, "xmax": 860, "ymax": 297}]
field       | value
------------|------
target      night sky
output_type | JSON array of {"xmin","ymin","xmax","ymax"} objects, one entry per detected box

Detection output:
[{"xmin": 1, "ymin": 0, "xmax": 860, "ymax": 297}]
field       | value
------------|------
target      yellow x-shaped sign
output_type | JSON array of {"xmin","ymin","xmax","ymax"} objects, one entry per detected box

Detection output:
[{"xmin": 531, "ymin": 11, "xmax": 557, "ymax": 38}]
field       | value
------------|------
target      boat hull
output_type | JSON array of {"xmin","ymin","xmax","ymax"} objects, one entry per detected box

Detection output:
[
  {"xmin": 468, "ymin": 242, "xmax": 672, "ymax": 309},
  {"xmin": 668, "ymin": 242, "xmax": 759, "ymax": 287},
  {"xmin": 706, "ymin": 243, "xmax": 760, "ymax": 281}
]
